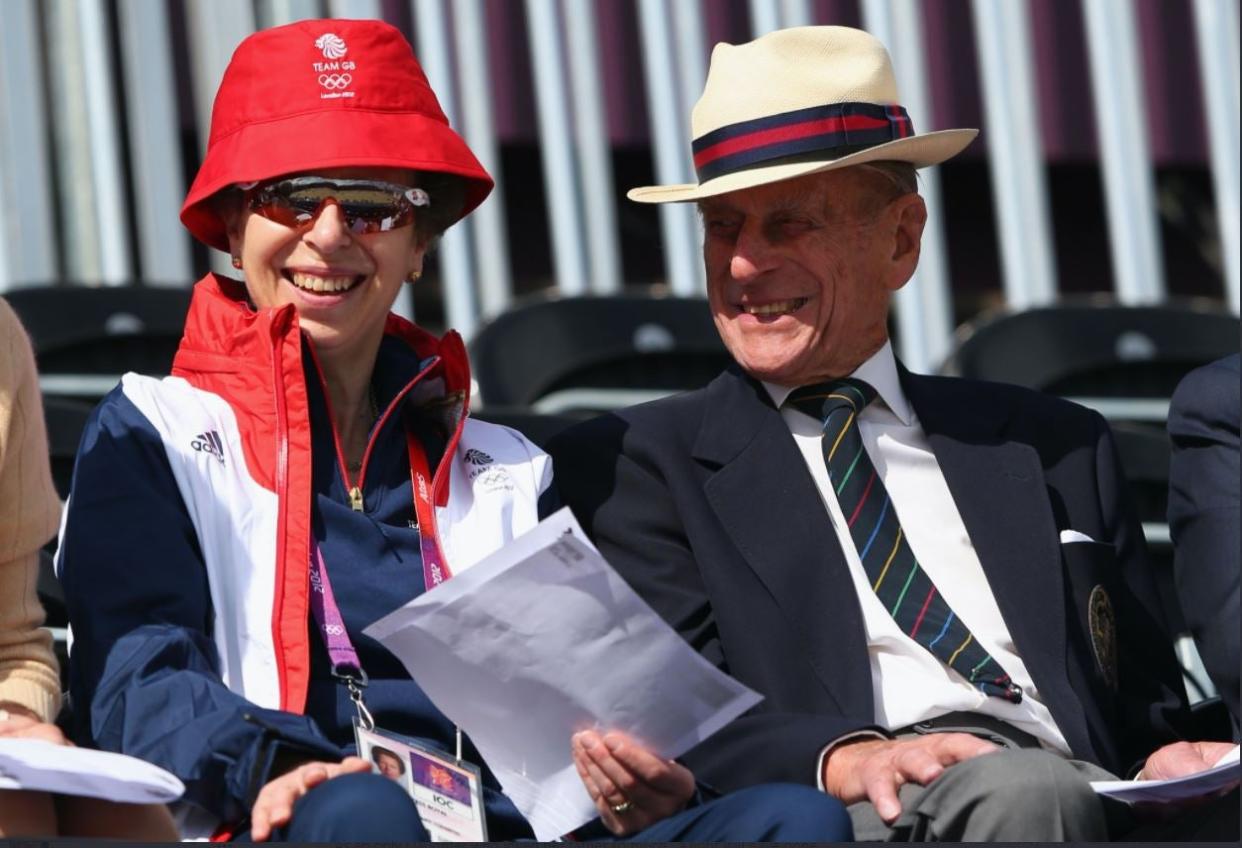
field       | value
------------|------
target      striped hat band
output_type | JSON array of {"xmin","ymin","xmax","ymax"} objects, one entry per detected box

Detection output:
[{"xmin": 692, "ymin": 102, "xmax": 914, "ymax": 182}]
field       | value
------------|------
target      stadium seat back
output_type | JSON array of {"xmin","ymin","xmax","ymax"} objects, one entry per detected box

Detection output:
[
  {"xmin": 941, "ymin": 301, "xmax": 1240, "ymax": 399},
  {"xmin": 42, "ymin": 396, "xmax": 95, "ymax": 499},
  {"xmin": 6, "ymin": 285, "xmax": 191, "ymax": 404},
  {"xmin": 469, "ymin": 407, "xmax": 589, "ymax": 449},
  {"xmin": 469, "ymin": 293, "xmax": 732, "ymax": 414}
]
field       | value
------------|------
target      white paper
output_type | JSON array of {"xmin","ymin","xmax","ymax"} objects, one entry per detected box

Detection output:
[
  {"xmin": 365, "ymin": 507, "xmax": 763, "ymax": 840},
  {"xmin": 0, "ymin": 738, "xmax": 184, "ymax": 803},
  {"xmin": 1090, "ymin": 745, "xmax": 1239, "ymax": 804}
]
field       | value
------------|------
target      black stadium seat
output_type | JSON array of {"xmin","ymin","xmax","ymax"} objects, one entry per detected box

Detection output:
[
  {"xmin": 469, "ymin": 407, "xmax": 587, "ymax": 449},
  {"xmin": 42, "ymin": 396, "xmax": 95, "ymax": 500},
  {"xmin": 468, "ymin": 292, "xmax": 732, "ymax": 415},
  {"xmin": 940, "ymin": 300, "xmax": 1240, "ymax": 422},
  {"xmin": 6, "ymin": 284, "xmax": 191, "ymax": 406}
]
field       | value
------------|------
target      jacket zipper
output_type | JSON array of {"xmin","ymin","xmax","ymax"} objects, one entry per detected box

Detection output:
[{"xmin": 305, "ymin": 345, "xmax": 444, "ymax": 513}]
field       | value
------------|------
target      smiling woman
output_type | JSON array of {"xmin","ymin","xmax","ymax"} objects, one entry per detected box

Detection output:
[{"xmin": 55, "ymin": 17, "xmax": 549, "ymax": 845}]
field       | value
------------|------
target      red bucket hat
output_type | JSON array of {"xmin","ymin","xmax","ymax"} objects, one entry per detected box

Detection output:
[{"xmin": 181, "ymin": 18, "xmax": 493, "ymax": 252}]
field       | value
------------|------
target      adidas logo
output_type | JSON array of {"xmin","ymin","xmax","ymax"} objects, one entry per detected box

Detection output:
[
  {"xmin": 191, "ymin": 430, "xmax": 226, "ymax": 466},
  {"xmin": 464, "ymin": 448, "xmax": 494, "ymax": 467}
]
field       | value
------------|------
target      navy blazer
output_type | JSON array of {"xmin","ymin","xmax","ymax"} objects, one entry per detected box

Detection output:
[
  {"xmin": 1168, "ymin": 354, "xmax": 1241, "ymax": 735},
  {"xmin": 549, "ymin": 365, "xmax": 1190, "ymax": 791}
]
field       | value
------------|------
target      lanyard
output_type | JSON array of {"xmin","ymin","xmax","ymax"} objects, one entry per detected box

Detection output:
[
  {"xmin": 309, "ymin": 536, "xmax": 375, "ymax": 730},
  {"xmin": 407, "ymin": 430, "xmax": 452, "ymax": 591},
  {"xmin": 308, "ymin": 430, "xmax": 452, "ymax": 729}
]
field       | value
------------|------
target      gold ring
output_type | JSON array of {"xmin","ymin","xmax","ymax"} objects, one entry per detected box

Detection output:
[{"xmin": 610, "ymin": 800, "xmax": 634, "ymax": 814}]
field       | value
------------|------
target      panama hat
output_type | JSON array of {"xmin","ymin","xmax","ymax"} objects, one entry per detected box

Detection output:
[
  {"xmin": 181, "ymin": 19, "xmax": 492, "ymax": 251},
  {"xmin": 628, "ymin": 26, "xmax": 977, "ymax": 204}
]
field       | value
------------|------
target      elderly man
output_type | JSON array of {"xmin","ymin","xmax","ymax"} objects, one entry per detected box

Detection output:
[{"xmin": 549, "ymin": 25, "xmax": 1236, "ymax": 841}]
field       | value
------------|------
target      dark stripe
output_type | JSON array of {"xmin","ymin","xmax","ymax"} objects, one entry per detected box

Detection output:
[
  {"xmin": 695, "ymin": 113, "xmax": 893, "ymax": 168},
  {"xmin": 693, "ymin": 102, "xmax": 911, "ymax": 151},
  {"xmin": 692, "ymin": 102, "xmax": 913, "ymax": 181}
]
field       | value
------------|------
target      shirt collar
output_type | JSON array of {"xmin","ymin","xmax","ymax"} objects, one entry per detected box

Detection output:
[{"xmin": 761, "ymin": 340, "xmax": 914, "ymax": 426}]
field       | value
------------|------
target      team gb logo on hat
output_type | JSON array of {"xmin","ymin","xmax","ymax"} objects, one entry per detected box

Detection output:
[
  {"xmin": 315, "ymin": 33, "xmax": 347, "ymax": 58},
  {"xmin": 311, "ymin": 33, "xmax": 356, "ymax": 99}
]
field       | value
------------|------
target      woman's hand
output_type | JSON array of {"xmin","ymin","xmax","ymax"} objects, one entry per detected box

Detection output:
[
  {"xmin": 571, "ymin": 729, "xmax": 695, "ymax": 836},
  {"xmin": 0, "ymin": 704, "xmax": 69, "ymax": 745},
  {"xmin": 249, "ymin": 757, "xmax": 372, "ymax": 842}
]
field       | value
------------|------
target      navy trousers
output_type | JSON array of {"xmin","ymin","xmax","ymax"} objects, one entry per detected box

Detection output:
[{"xmin": 236, "ymin": 773, "xmax": 853, "ymax": 842}]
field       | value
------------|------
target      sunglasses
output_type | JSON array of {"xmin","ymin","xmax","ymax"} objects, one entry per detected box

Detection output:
[{"xmin": 241, "ymin": 176, "xmax": 431, "ymax": 235}]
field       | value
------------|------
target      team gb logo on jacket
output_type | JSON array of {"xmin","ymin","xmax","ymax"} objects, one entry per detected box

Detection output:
[
  {"xmin": 464, "ymin": 448, "xmax": 514, "ymax": 493},
  {"xmin": 312, "ymin": 33, "xmax": 356, "ymax": 99}
]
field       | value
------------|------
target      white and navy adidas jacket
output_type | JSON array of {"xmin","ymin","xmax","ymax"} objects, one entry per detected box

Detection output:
[{"xmin": 57, "ymin": 275, "xmax": 552, "ymax": 839}]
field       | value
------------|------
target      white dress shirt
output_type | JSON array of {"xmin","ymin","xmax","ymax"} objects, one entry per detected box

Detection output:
[{"xmin": 763, "ymin": 341, "xmax": 1071, "ymax": 756}]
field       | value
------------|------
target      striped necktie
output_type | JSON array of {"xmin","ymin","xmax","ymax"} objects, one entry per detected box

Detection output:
[{"xmin": 787, "ymin": 378, "xmax": 1023, "ymax": 703}]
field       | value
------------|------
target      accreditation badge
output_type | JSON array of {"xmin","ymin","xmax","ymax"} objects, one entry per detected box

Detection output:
[{"xmin": 354, "ymin": 723, "xmax": 488, "ymax": 842}]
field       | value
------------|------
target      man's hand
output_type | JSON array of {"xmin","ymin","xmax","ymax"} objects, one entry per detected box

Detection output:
[
  {"xmin": 249, "ymin": 756, "xmax": 371, "ymax": 841},
  {"xmin": 572, "ymin": 729, "xmax": 695, "ymax": 836},
  {"xmin": 822, "ymin": 733, "xmax": 999, "ymax": 823},
  {"xmin": 1140, "ymin": 741, "xmax": 1238, "ymax": 781}
]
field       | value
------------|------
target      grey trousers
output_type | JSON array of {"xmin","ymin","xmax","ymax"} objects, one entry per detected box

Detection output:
[{"xmin": 846, "ymin": 748, "xmax": 1114, "ymax": 841}]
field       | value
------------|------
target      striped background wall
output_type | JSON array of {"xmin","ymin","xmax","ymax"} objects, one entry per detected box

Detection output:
[{"xmin": 1, "ymin": 0, "xmax": 1237, "ymax": 372}]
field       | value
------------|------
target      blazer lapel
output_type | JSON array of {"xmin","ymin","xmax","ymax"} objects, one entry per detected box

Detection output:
[
  {"xmin": 692, "ymin": 369, "xmax": 873, "ymax": 715},
  {"xmin": 902, "ymin": 370, "xmax": 1093, "ymax": 759}
]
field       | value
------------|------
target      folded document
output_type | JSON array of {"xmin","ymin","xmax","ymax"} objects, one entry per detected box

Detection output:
[
  {"xmin": 1091, "ymin": 745, "xmax": 1239, "ymax": 804},
  {"xmin": 0, "ymin": 738, "xmax": 184, "ymax": 803}
]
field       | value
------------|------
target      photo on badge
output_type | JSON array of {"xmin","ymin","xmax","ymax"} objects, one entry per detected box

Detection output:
[
  {"xmin": 355, "ymin": 725, "xmax": 415, "ymax": 795},
  {"xmin": 371, "ymin": 743, "xmax": 414, "ymax": 792}
]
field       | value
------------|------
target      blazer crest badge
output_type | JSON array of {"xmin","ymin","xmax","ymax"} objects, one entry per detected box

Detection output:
[{"xmin": 1088, "ymin": 584, "xmax": 1119, "ymax": 690}]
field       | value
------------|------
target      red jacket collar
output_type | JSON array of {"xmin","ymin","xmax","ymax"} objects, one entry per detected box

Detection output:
[{"xmin": 171, "ymin": 273, "xmax": 474, "ymax": 403}]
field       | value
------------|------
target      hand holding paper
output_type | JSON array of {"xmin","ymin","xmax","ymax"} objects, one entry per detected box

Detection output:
[
  {"xmin": 365, "ymin": 507, "xmax": 762, "ymax": 840},
  {"xmin": 1141, "ymin": 740, "xmax": 1238, "ymax": 782},
  {"xmin": 572, "ymin": 729, "xmax": 696, "ymax": 836},
  {"xmin": 1091, "ymin": 744, "xmax": 1239, "ymax": 804}
]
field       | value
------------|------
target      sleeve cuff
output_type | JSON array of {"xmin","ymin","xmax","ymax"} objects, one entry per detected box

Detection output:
[
  {"xmin": 0, "ymin": 678, "xmax": 62, "ymax": 723},
  {"xmin": 239, "ymin": 711, "xmax": 345, "ymax": 809},
  {"xmin": 816, "ymin": 728, "xmax": 891, "ymax": 791}
]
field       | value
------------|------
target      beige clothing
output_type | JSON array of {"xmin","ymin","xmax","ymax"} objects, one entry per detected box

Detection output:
[{"xmin": 0, "ymin": 296, "xmax": 63, "ymax": 720}]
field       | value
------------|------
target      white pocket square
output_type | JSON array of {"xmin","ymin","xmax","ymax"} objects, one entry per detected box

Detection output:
[{"xmin": 1060, "ymin": 529, "xmax": 1097, "ymax": 544}]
